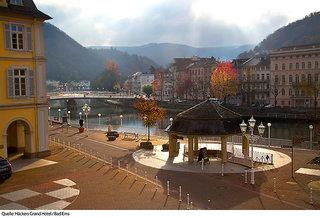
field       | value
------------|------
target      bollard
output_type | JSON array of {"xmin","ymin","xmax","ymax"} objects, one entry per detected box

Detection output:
[
  {"xmin": 155, "ymin": 176, "xmax": 158, "ymax": 190},
  {"xmin": 179, "ymin": 186, "xmax": 182, "ymax": 202},
  {"xmin": 244, "ymin": 170, "xmax": 248, "ymax": 184},
  {"xmin": 273, "ymin": 178, "xmax": 276, "ymax": 193},
  {"xmin": 167, "ymin": 181, "xmax": 170, "ymax": 196},
  {"xmin": 144, "ymin": 171, "xmax": 147, "ymax": 185},
  {"xmin": 221, "ymin": 163, "xmax": 224, "ymax": 176},
  {"xmin": 126, "ymin": 164, "xmax": 129, "ymax": 176},
  {"xmin": 187, "ymin": 193, "xmax": 190, "ymax": 206},
  {"xmin": 201, "ymin": 159, "xmax": 204, "ymax": 171},
  {"xmin": 310, "ymin": 187, "xmax": 314, "ymax": 205},
  {"xmin": 135, "ymin": 167, "xmax": 138, "ymax": 181}
]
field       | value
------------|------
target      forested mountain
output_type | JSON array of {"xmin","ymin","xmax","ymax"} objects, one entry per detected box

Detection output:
[
  {"xmin": 44, "ymin": 23, "xmax": 157, "ymax": 82},
  {"xmin": 90, "ymin": 43, "xmax": 254, "ymax": 66},
  {"xmin": 238, "ymin": 12, "xmax": 320, "ymax": 58}
]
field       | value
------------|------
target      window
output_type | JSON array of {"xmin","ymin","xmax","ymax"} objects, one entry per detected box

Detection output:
[
  {"xmin": 289, "ymin": 75, "xmax": 293, "ymax": 83},
  {"xmin": 7, "ymin": 68, "xmax": 34, "ymax": 98},
  {"xmin": 281, "ymin": 88, "xmax": 285, "ymax": 96},
  {"xmin": 308, "ymin": 62, "xmax": 312, "ymax": 69},
  {"xmin": 289, "ymin": 63, "xmax": 293, "ymax": 70},
  {"xmin": 13, "ymin": 69, "xmax": 26, "ymax": 96},
  {"xmin": 302, "ymin": 62, "xmax": 305, "ymax": 69},
  {"xmin": 262, "ymin": 74, "xmax": 265, "ymax": 81},
  {"xmin": 302, "ymin": 74, "xmax": 306, "ymax": 81},
  {"xmin": 10, "ymin": 0, "xmax": 23, "ymax": 5},
  {"xmin": 275, "ymin": 64, "xmax": 278, "ymax": 70},
  {"xmin": 315, "ymin": 74, "xmax": 319, "ymax": 82},
  {"xmin": 295, "ymin": 90, "xmax": 299, "ymax": 96},
  {"xmin": 257, "ymin": 74, "xmax": 260, "ymax": 80},
  {"xmin": 275, "ymin": 75, "xmax": 279, "ymax": 84},
  {"xmin": 282, "ymin": 63, "xmax": 285, "ymax": 70},
  {"xmin": 295, "ymin": 74, "xmax": 299, "ymax": 83},
  {"xmin": 267, "ymin": 74, "xmax": 270, "ymax": 80},
  {"xmin": 282, "ymin": 75, "xmax": 286, "ymax": 84},
  {"xmin": 4, "ymin": 23, "xmax": 32, "ymax": 51},
  {"xmin": 315, "ymin": 61, "xmax": 319, "ymax": 69},
  {"xmin": 296, "ymin": 63, "xmax": 299, "ymax": 69},
  {"xmin": 289, "ymin": 89, "xmax": 292, "ymax": 96},
  {"xmin": 308, "ymin": 74, "xmax": 312, "ymax": 84}
]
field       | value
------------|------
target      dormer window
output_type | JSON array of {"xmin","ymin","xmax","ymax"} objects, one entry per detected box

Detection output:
[{"xmin": 10, "ymin": 0, "xmax": 23, "ymax": 6}]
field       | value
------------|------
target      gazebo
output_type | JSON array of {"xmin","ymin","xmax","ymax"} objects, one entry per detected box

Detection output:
[{"xmin": 166, "ymin": 99, "xmax": 250, "ymax": 163}]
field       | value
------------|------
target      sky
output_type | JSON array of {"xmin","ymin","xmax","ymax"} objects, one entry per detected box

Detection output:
[{"xmin": 34, "ymin": 0, "xmax": 320, "ymax": 47}]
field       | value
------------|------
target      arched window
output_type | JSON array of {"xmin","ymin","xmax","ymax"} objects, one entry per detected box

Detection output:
[
  {"xmin": 281, "ymin": 88, "xmax": 285, "ymax": 96},
  {"xmin": 295, "ymin": 74, "xmax": 299, "ymax": 83},
  {"xmin": 308, "ymin": 62, "xmax": 312, "ymax": 69},
  {"xmin": 289, "ymin": 63, "xmax": 293, "ymax": 70},
  {"xmin": 315, "ymin": 61, "xmax": 319, "ymax": 69},
  {"xmin": 282, "ymin": 63, "xmax": 286, "ymax": 70}
]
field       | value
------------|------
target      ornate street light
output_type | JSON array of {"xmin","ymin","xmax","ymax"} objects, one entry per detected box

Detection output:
[
  {"xmin": 82, "ymin": 103, "xmax": 91, "ymax": 132},
  {"xmin": 67, "ymin": 111, "xmax": 71, "ymax": 124},
  {"xmin": 309, "ymin": 125, "xmax": 314, "ymax": 149},
  {"xmin": 120, "ymin": 115, "xmax": 123, "ymax": 126},
  {"xmin": 239, "ymin": 116, "xmax": 265, "ymax": 185},
  {"xmin": 169, "ymin": 117, "xmax": 173, "ymax": 125},
  {"xmin": 79, "ymin": 112, "xmax": 82, "ymax": 120}
]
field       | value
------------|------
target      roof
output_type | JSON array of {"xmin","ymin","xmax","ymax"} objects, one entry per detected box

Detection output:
[
  {"xmin": 242, "ymin": 56, "xmax": 270, "ymax": 68},
  {"xmin": 0, "ymin": 0, "xmax": 51, "ymax": 20},
  {"xmin": 167, "ymin": 99, "xmax": 242, "ymax": 136}
]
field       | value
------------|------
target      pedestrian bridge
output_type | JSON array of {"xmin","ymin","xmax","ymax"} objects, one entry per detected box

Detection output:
[{"xmin": 48, "ymin": 91, "xmax": 137, "ymax": 100}]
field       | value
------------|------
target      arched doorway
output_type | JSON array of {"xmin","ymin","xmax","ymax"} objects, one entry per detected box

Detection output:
[{"xmin": 5, "ymin": 120, "xmax": 32, "ymax": 158}]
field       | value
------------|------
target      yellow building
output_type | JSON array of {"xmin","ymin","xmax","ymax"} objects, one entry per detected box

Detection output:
[{"xmin": 0, "ymin": 0, "xmax": 51, "ymax": 158}]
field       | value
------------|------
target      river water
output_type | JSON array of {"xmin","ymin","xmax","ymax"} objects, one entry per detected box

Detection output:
[{"xmin": 49, "ymin": 99, "xmax": 317, "ymax": 141}]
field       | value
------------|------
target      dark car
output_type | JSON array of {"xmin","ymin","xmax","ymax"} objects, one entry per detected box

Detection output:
[
  {"xmin": 106, "ymin": 131, "xmax": 120, "ymax": 141},
  {"xmin": 0, "ymin": 157, "xmax": 12, "ymax": 180}
]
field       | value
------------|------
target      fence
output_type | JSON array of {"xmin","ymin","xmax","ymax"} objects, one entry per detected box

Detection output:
[{"xmin": 48, "ymin": 136, "xmax": 196, "ymax": 209}]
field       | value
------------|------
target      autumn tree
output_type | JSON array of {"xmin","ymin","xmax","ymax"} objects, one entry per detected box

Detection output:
[
  {"xmin": 298, "ymin": 81, "xmax": 320, "ymax": 116},
  {"xmin": 92, "ymin": 60, "xmax": 121, "ymax": 91},
  {"xmin": 142, "ymin": 85, "xmax": 153, "ymax": 98},
  {"xmin": 176, "ymin": 78, "xmax": 194, "ymax": 100},
  {"xmin": 133, "ymin": 98, "xmax": 166, "ymax": 141},
  {"xmin": 211, "ymin": 61, "xmax": 237, "ymax": 103}
]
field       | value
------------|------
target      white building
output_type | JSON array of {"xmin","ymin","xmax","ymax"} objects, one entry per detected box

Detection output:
[{"xmin": 126, "ymin": 72, "xmax": 154, "ymax": 94}]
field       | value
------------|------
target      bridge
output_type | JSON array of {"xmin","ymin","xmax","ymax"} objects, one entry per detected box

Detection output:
[{"xmin": 48, "ymin": 91, "xmax": 137, "ymax": 100}]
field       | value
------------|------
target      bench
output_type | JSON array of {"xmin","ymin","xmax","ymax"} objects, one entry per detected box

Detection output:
[{"xmin": 123, "ymin": 132, "xmax": 139, "ymax": 141}]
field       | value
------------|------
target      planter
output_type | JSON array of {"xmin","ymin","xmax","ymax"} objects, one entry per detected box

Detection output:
[
  {"xmin": 79, "ymin": 127, "xmax": 84, "ymax": 133},
  {"xmin": 162, "ymin": 143, "xmax": 169, "ymax": 151},
  {"xmin": 107, "ymin": 136, "xmax": 117, "ymax": 141},
  {"xmin": 140, "ymin": 141, "xmax": 154, "ymax": 150}
]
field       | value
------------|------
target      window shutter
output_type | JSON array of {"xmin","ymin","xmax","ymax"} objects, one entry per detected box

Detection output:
[
  {"xmin": 27, "ymin": 69, "xmax": 35, "ymax": 97},
  {"xmin": 26, "ymin": 26, "xmax": 32, "ymax": 51},
  {"xmin": 4, "ymin": 24, "xmax": 11, "ymax": 49},
  {"xmin": 7, "ymin": 69, "xmax": 14, "ymax": 98}
]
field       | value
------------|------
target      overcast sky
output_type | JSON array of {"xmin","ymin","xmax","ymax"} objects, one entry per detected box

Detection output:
[{"xmin": 34, "ymin": 0, "xmax": 320, "ymax": 47}]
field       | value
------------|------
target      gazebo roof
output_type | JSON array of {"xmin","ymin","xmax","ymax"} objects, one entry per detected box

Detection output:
[{"xmin": 166, "ymin": 99, "xmax": 242, "ymax": 136}]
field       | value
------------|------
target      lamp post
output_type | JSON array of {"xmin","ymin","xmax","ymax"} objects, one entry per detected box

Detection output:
[
  {"xmin": 58, "ymin": 109, "xmax": 61, "ymax": 122},
  {"xmin": 98, "ymin": 113, "xmax": 101, "ymax": 126},
  {"xmin": 82, "ymin": 103, "xmax": 91, "ymax": 132},
  {"xmin": 267, "ymin": 123, "xmax": 271, "ymax": 147},
  {"xmin": 67, "ymin": 111, "xmax": 71, "ymax": 124},
  {"xmin": 169, "ymin": 117, "xmax": 173, "ymax": 125},
  {"xmin": 48, "ymin": 107, "xmax": 51, "ymax": 120},
  {"xmin": 120, "ymin": 115, "xmax": 123, "ymax": 126},
  {"xmin": 309, "ymin": 125, "xmax": 313, "ymax": 150},
  {"xmin": 143, "ymin": 116, "xmax": 150, "ymax": 141},
  {"xmin": 240, "ymin": 116, "xmax": 265, "ymax": 185},
  {"xmin": 79, "ymin": 112, "xmax": 82, "ymax": 120}
]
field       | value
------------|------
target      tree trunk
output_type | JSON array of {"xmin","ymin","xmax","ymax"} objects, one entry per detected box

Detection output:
[{"xmin": 147, "ymin": 125, "xmax": 150, "ymax": 141}]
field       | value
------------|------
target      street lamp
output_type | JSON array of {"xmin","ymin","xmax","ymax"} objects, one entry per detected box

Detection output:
[
  {"xmin": 79, "ymin": 112, "xmax": 82, "ymax": 120},
  {"xmin": 120, "ymin": 115, "xmax": 123, "ymax": 126},
  {"xmin": 239, "ymin": 116, "xmax": 265, "ymax": 185},
  {"xmin": 67, "ymin": 111, "xmax": 71, "ymax": 124},
  {"xmin": 58, "ymin": 109, "xmax": 61, "ymax": 122},
  {"xmin": 48, "ymin": 106, "xmax": 51, "ymax": 120},
  {"xmin": 267, "ymin": 123, "xmax": 271, "ymax": 147},
  {"xmin": 309, "ymin": 125, "xmax": 313, "ymax": 149},
  {"xmin": 98, "ymin": 113, "xmax": 101, "ymax": 126},
  {"xmin": 169, "ymin": 117, "xmax": 173, "ymax": 125},
  {"xmin": 82, "ymin": 103, "xmax": 91, "ymax": 132}
]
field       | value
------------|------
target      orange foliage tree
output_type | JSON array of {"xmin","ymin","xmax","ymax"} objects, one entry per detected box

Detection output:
[
  {"xmin": 133, "ymin": 98, "xmax": 166, "ymax": 141},
  {"xmin": 211, "ymin": 61, "xmax": 237, "ymax": 102}
]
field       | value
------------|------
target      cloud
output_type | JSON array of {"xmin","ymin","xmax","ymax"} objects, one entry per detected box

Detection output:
[{"xmin": 34, "ymin": 0, "xmax": 320, "ymax": 47}]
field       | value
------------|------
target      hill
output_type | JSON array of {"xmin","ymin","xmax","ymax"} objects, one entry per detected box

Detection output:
[
  {"xmin": 238, "ymin": 12, "xmax": 320, "ymax": 58},
  {"xmin": 44, "ymin": 23, "xmax": 158, "ymax": 82},
  {"xmin": 90, "ymin": 43, "xmax": 254, "ymax": 66}
]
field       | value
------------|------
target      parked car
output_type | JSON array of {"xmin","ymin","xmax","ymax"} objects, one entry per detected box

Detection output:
[{"xmin": 0, "ymin": 157, "xmax": 12, "ymax": 180}]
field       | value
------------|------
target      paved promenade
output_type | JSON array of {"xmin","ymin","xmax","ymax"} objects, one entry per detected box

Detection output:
[{"xmin": 1, "ymin": 124, "xmax": 320, "ymax": 209}]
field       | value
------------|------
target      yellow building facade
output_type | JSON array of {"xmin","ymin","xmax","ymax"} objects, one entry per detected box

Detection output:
[{"xmin": 0, "ymin": 0, "xmax": 51, "ymax": 158}]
